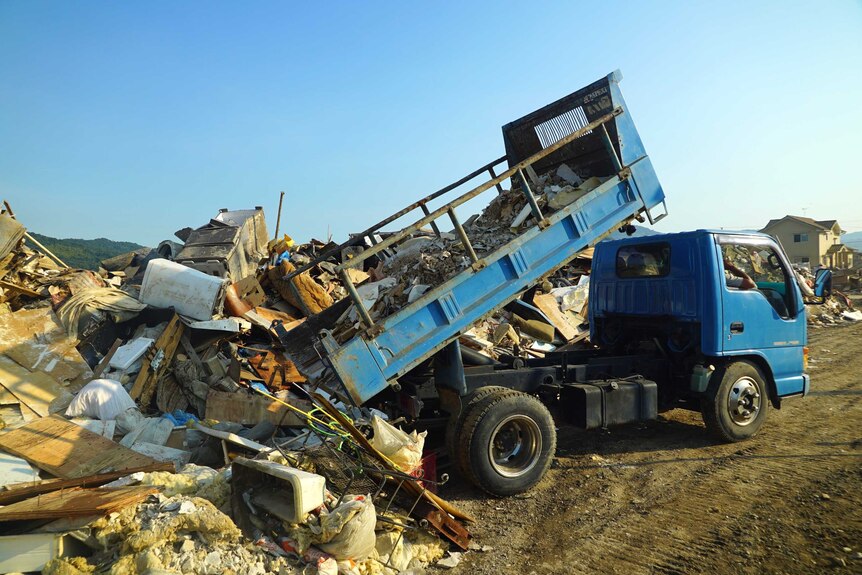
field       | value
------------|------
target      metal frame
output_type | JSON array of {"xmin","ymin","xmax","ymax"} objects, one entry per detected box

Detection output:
[{"xmin": 279, "ymin": 72, "xmax": 667, "ymax": 406}]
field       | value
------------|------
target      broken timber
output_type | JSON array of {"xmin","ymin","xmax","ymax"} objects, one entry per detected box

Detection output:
[{"xmin": 130, "ymin": 313, "xmax": 184, "ymax": 406}]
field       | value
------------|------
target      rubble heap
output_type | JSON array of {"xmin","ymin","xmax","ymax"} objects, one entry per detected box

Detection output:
[
  {"xmin": 359, "ymin": 165, "xmax": 605, "ymax": 325},
  {"xmin": 793, "ymin": 265, "xmax": 860, "ymax": 327},
  {"xmin": 0, "ymin": 202, "xmax": 486, "ymax": 575}
]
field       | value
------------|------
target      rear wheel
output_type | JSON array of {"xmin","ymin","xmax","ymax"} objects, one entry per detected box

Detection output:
[
  {"xmin": 456, "ymin": 390, "xmax": 556, "ymax": 496},
  {"xmin": 445, "ymin": 386, "xmax": 510, "ymax": 472},
  {"xmin": 701, "ymin": 360, "xmax": 769, "ymax": 442}
]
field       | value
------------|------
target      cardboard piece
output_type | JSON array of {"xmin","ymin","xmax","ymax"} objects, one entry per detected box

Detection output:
[
  {"xmin": 205, "ymin": 389, "xmax": 309, "ymax": 426},
  {"xmin": 0, "ymin": 356, "xmax": 73, "ymax": 417},
  {"xmin": 0, "ymin": 307, "xmax": 93, "ymax": 386}
]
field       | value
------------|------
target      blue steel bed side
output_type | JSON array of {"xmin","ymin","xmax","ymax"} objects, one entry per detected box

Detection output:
[{"xmin": 324, "ymin": 74, "xmax": 667, "ymax": 406}]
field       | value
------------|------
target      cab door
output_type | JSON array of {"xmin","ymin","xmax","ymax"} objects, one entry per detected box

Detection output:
[{"xmin": 716, "ymin": 235, "xmax": 806, "ymax": 396}]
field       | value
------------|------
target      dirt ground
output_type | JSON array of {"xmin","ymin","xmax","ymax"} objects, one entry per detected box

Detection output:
[{"xmin": 434, "ymin": 319, "xmax": 862, "ymax": 575}]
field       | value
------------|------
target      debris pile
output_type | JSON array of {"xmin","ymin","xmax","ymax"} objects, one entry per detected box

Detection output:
[
  {"xmin": 794, "ymin": 265, "xmax": 860, "ymax": 327},
  {"xmin": 0, "ymin": 200, "xmax": 500, "ymax": 574},
  {"xmin": 340, "ymin": 164, "xmax": 603, "ymax": 331}
]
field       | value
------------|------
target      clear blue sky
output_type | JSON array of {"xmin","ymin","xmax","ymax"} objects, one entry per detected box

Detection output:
[{"xmin": 1, "ymin": 1, "xmax": 860, "ymax": 247}]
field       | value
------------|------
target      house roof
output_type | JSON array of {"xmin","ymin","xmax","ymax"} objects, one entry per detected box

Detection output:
[
  {"xmin": 826, "ymin": 244, "xmax": 852, "ymax": 254},
  {"xmin": 761, "ymin": 215, "xmax": 840, "ymax": 233}
]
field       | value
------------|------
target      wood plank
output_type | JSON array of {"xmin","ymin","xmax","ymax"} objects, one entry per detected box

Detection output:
[
  {"xmin": 0, "ymin": 486, "xmax": 157, "ymax": 522},
  {"xmin": 533, "ymin": 293, "xmax": 581, "ymax": 341},
  {"xmin": 0, "ymin": 280, "xmax": 41, "ymax": 298},
  {"xmin": 0, "ymin": 463, "xmax": 173, "ymax": 505},
  {"xmin": 0, "ymin": 415, "xmax": 162, "ymax": 479},
  {"xmin": 92, "ymin": 338, "xmax": 123, "ymax": 378},
  {"xmin": 130, "ymin": 314, "xmax": 184, "ymax": 406},
  {"xmin": 0, "ymin": 357, "xmax": 72, "ymax": 417}
]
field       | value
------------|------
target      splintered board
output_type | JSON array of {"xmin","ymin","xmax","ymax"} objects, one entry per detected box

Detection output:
[
  {"xmin": 0, "ymin": 486, "xmax": 157, "ymax": 522},
  {"xmin": 532, "ymin": 293, "xmax": 583, "ymax": 341},
  {"xmin": 0, "ymin": 415, "xmax": 162, "ymax": 478}
]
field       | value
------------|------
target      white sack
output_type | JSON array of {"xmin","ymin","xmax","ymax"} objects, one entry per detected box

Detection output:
[
  {"xmin": 315, "ymin": 497, "xmax": 376, "ymax": 561},
  {"xmin": 65, "ymin": 378, "xmax": 137, "ymax": 420}
]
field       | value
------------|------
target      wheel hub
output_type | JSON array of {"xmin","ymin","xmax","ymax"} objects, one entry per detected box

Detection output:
[
  {"xmin": 488, "ymin": 415, "xmax": 542, "ymax": 478},
  {"xmin": 727, "ymin": 376, "xmax": 761, "ymax": 426}
]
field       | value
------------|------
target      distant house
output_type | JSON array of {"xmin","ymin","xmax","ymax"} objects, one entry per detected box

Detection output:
[{"xmin": 760, "ymin": 215, "xmax": 853, "ymax": 269}]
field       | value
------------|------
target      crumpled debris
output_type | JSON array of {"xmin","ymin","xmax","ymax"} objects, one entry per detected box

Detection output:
[
  {"xmin": 42, "ymin": 556, "xmax": 96, "ymax": 575},
  {"xmin": 64, "ymin": 494, "xmax": 301, "ymax": 575},
  {"xmin": 333, "ymin": 165, "xmax": 599, "ymax": 331},
  {"xmin": 436, "ymin": 550, "xmax": 464, "ymax": 568},
  {"xmin": 374, "ymin": 529, "xmax": 447, "ymax": 573},
  {"xmin": 56, "ymin": 286, "xmax": 146, "ymax": 338},
  {"xmin": 106, "ymin": 463, "xmax": 232, "ymax": 509}
]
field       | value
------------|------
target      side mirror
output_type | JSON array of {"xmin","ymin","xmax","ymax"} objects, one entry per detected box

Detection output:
[{"xmin": 814, "ymin": 268, "xmax": 832, "ymax": 299}]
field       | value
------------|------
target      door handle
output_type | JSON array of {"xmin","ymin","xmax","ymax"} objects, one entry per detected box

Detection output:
[{"xmin": 730, "ymin": 322, "xmax": 744, "ymax": 334}]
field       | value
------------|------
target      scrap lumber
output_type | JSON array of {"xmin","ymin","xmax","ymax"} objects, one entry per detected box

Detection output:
[
  {"xmin": 268, "ymin": 260, "xmax": 333, "ymax": 316},
  {"xmin": 0, "ymin": 279, "xmax": 41, "ymax": 298},
  {"xmin": 92, "ymin": 338, "xmax": 123, "ymax": 378},
  {"xmin": 0, "ymin": 415, "xmax": 162, "ymax": 479},
  {"xmin": 23, "ymin": 231, "xmax": 69, "ymax": 268},
  {"xmin": 532, "ymin": 293, "xmax": 581, "ymax": 341},
  {"xmin": 0, "ymin": 486, "xmax": 156, "ymax": 522},
  {"xmin": 130, "ymin": 313, "xmax": 184, "ymax": 406},
  {"xmin": 0, "ymin": 463, "xmax": 173, "ymax": 505},
  {"xmin": 156, "ymin": 373, "xmax": 190, "ymax": 414},
  {"xmin": 245, "ymin": 346, "xmax": 306, "ymax": 386}
]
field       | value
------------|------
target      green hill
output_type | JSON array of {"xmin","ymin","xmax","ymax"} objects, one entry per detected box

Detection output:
[{"xmin": 28, "ymin": 233, "xmax": 147, "ymax": 270}]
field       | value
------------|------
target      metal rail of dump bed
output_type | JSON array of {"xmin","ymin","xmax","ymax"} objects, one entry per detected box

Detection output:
[{"xmin": 285, "ymin": 71, "xmax": 666, "ymax": 405}]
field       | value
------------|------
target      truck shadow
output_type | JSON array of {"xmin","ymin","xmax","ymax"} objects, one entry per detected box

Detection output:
[{"xmin": 553, "ymin": 413, "xmax": 717, "ymax": 457}]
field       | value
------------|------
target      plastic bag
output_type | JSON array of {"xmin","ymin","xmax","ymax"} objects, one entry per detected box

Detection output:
[
  {"xmin": 65, "ymin": 378, "xmax": 137, "ymax": 420},
  {"xmin": 369, "ymin": 415, "xmax": 426, "ymax": 473},
  {"xmin": 119, "ymin": 416, "xmax": 173, "ymax": 448},
  {"xmin": 315, "ymin": 496, "xmax": 376, "ymax": 561}
]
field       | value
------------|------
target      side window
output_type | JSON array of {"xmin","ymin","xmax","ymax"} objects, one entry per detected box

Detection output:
[
  {"xmin": 721, "ymin": 243, "xmax": 794, "ymax": 318},
  {"xmin": 616, "ymin": 243, "xmax": 670, "ymax": 278}
]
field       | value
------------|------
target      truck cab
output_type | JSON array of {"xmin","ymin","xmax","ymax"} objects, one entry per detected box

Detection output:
[{"xmin": 591, "ymin": 230, "xmax": 822, "ymax": 440}]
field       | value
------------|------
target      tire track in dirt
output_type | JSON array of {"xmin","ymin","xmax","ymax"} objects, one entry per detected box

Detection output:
[{"xmin": 440, "ymin": 322, "xmax": 862, "ymax": 575}]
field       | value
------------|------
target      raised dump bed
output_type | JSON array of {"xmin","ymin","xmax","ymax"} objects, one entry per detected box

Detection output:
[{"xmin": 280, "ymin": 70, "xmax": 666, "ymax": 406}]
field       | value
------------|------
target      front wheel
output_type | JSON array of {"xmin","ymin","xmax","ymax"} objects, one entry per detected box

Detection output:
[
  {"xmin": 456, "ymin": 390, "xmax": 556, "ymax": 496},
  {"xmin": 701, "ymin": 360, "xmax": 769, "ymax": 442}
]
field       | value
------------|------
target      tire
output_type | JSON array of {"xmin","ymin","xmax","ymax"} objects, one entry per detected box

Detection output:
[
  {"xmin": 445, "ymin": 386, "xmax": 510, "ymax": 473},
  {"xmin": 701, "ymin": 360, "xmax": 769, "ymax": 442},
  {"xmin": 456, "ymin": 390, "xmax": 557, "ymax": 496}
]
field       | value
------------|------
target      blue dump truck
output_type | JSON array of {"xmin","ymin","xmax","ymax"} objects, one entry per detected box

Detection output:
[{"xmin": 280, "ymin": 71, "xmax": 831, "ymax": 496}]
